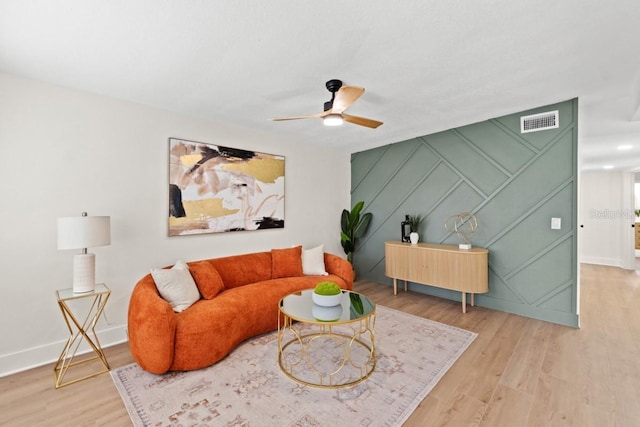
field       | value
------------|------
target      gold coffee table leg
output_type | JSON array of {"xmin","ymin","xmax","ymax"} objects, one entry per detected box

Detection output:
[{"xmin": 278, "ymin": 313, "xmax": 376, "ymax": 388}]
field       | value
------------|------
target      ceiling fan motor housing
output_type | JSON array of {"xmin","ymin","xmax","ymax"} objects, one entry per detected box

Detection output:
[
  {"xmin": 324, "ymin": 79, "xmax": 343, "ymax": 111},
  {"xmin": 325, "ymin": 79, "xmax": 343, "ymax": 93}
]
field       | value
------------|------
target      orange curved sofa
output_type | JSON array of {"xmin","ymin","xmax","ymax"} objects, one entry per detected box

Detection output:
[{"xmin": 128, "ymin": 248, "xmax": 353, "ymax": 374}]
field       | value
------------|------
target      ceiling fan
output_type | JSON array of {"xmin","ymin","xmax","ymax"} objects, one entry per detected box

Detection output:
[{"xmin": 270, "ymin": 79, "xmax": 383, "ymax": 129}]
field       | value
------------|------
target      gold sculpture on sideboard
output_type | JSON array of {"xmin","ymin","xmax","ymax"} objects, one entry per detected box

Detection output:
[{"xmin": 445, "ymin": 212, "xmax": 478, "ymax": 250}]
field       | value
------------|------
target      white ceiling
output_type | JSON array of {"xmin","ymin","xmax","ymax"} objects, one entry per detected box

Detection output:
[{"xmin": 2, "ymin": 1, "xmax": 640, "ymax": 170}]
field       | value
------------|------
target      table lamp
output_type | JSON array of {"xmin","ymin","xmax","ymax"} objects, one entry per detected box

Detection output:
[{"xmin": 57, "ymin": 212, "xmax": 111, "ymax": 293}]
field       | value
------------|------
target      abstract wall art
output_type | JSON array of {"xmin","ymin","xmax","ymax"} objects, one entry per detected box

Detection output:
[{"xmin": 168, "ymin": 138, "xmax": 285, "ymax": 236}]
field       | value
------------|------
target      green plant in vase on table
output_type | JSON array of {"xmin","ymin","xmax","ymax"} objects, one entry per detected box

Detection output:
[{"xmin": 312, "ymin": 281, "xmax": 343, "ymax": 308}]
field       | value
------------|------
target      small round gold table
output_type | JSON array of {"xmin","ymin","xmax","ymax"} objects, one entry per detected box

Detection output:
[{"xmin": 277, "ymin": 289, "xmax": 376, "ymax": 388}]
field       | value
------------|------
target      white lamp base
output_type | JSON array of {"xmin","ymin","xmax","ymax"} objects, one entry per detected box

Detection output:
[{"xmin": 73, "ymin": 253, "xmax": 96, "ymax": 293}]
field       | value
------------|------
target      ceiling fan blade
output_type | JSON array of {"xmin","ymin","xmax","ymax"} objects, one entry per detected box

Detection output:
[
  {"xmin": 270, "ymin": 112, "xmax": 325, "ymax": 121},
  {"xmin": 343, "ymin": 113, "xmax": 383, "ymax": 129},
  {"xmin": 331, "ymin": 86, "xmax": 365, "ymax": 113}
]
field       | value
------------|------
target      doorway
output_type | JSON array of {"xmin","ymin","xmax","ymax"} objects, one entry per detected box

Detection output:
[
  {"xmin": 580, "ymin": 171, "xmax": 636, "ymax": 269},
  {"xmin": 634, "ymin": 173, "xmax": 640, "ymax": 265}
]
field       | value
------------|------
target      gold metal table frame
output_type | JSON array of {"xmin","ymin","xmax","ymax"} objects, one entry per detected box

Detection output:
[
  {"xmin": 54, "ymin": 284, "xmax": 111, "ymax": 388},
  {"xmin": 277, "ymin": 290, "xmax": 376, "ymax": 388}
]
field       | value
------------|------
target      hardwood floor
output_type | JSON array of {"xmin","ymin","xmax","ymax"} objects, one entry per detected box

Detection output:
[{"xmin": 1, "ymin": 263, "xmax": 638, "ymax": 426}]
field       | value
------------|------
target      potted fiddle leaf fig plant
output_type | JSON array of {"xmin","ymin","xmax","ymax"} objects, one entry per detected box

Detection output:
[{"xmin": 340, "ymin": 201, "xmax": 372, "ymax": 265}]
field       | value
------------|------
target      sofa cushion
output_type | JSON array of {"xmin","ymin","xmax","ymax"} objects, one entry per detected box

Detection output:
[
  {"xmin": 272, "ymin": 246, "xmax": 303, "ymax": 278},
  {"xmin": 150, "ymin": 260, "xmax": 200, "ymax": 312},
  {"xmin": 188, "ymin": 261, "xmax": 225, "ymax": 299},
  {"xmin": 302, "ymin": 244, "xmax": 328, "ymax": 276},
  {"xmin": 210, "ymin": 251, "xmax": 272, "ymax": 289}
]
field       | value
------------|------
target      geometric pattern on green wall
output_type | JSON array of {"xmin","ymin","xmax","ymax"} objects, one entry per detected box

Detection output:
[{"xmin": 351, "ymin": 99, "xmax": 578, "ymax": 327}]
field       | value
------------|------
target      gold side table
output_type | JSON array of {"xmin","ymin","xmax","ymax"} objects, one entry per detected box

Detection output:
[{"xmin": 54, "ymin": 283, "xmax": 111, "ymax": 388}]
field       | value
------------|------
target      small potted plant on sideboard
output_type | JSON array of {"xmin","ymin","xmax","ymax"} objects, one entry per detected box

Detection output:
[{"xmin": 407, "ymin": 214, "xmax": 424, "ymax": 244}]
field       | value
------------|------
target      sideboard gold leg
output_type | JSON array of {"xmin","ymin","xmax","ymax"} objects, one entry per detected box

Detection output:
[
  {"xmin": 393, "ymin": 278, "xmax": 398, "ymax": 295},
  {"xmin": 462, "ymin": 292, "xmax": 467, "ymax": 313},
  {"xmin": 471, "ymin": 293, "xmax": 475, "ymax": 307}
]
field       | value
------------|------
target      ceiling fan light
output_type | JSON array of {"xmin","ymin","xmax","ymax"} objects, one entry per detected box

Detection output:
[{"xmin": 323, "ymin": 114, "xmax": 343, "ymax": 126}]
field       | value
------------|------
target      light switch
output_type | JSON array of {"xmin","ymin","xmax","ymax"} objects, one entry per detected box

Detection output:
[{"xmin": 551, "ymin": 217, "xmax": 561, "ymax": 230}]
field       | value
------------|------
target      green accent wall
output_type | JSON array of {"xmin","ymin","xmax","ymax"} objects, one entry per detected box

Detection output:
[{"xmin": 351, "ymin": 99, "xmax": 578, "ymax": 327}]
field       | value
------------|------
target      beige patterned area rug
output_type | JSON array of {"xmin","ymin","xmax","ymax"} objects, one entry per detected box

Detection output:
[{"xmin": 111, "ymin": 305, "xmax": 476, "ymax": 427}]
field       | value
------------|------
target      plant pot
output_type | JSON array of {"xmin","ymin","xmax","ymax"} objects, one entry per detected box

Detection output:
[
  {"xmin": 410, "ymin": 232, "xmax": 419, "ymax": 245},
  {"xmin": 312, "ymin": 292, "xmax": 343, "ymax": 307}
]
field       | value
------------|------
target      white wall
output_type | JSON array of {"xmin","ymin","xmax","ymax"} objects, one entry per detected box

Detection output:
[
  {"xmin": 0, "ymin": 72, "xmax": 351, "ymax": 376},
  {"xmin": 579, "ymin": 171, "xmax": 634, "ymax": 268}
]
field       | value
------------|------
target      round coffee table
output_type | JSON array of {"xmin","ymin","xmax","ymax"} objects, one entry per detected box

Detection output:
[{"xmin": 277, "ymin": 289, "xmax": 376, "ymax": 388}]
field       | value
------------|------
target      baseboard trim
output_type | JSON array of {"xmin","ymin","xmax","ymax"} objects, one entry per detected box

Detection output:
[
  {"xmin": 0, "ymin": 325, "xmax": 128, "ymax": 378},
  {"xmin": 580, "ymin": 256, "xmax": 624, "ymax": 268}
]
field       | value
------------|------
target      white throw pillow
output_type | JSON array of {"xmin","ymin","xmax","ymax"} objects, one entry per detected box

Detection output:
[
  {"xmin": 150, "ymin": 260, "xmax": 200, "ymax": 312},
  {"xmin": 302, "ymin": 244, "xmax": 328, "ymax": 276}
]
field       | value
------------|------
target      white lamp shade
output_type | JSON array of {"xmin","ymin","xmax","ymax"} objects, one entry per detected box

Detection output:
[{"xmin": 58, "ymin": 216, "xmax": 111, "ymax": 250}]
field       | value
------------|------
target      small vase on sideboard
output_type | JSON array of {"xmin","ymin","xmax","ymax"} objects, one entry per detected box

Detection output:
[{"xmin": 410, "ymin": 232, "xmax": 419, "ymax": 245}]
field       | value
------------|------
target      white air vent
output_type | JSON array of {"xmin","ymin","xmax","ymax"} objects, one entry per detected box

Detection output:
[{"xmin": 520, "ymin": 110, "xmax": 559, "ymax": 133}]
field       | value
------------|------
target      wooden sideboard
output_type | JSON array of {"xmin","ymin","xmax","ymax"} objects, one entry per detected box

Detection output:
[{"xmin": 384, "ymin": 241, "xmax": 489, "ymax": 313}]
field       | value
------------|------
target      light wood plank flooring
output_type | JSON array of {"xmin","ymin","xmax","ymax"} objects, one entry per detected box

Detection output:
[{"xmin": 1, "ymin": 263, "xmax": 638, "ymax": 426}]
